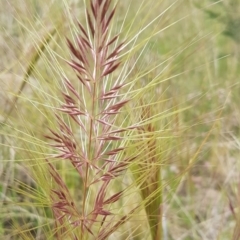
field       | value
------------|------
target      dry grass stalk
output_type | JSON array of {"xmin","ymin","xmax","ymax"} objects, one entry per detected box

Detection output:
[
  {"xmin": 136, "ymin": 101, "xmax": 162, "ymax": 240},
  {"xmin": 230, "ymin": 184, "xmax": 240, "ymax": 240}
]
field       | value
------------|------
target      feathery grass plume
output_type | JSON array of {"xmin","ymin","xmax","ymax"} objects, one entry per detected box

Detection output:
[{"xmin": 45, "ymin": 0, "xmax": 135, "ymax": 238}]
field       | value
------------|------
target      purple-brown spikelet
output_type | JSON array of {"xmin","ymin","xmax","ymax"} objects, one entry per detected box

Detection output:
[{"xmin": 45, "ymin": 0, "xmax": 135, "ymax": 238}]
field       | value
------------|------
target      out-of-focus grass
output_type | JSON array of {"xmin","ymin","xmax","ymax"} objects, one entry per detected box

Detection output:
[{"xmin": 1, "ymin": 0, "xmax": 240, "ymax": 239}]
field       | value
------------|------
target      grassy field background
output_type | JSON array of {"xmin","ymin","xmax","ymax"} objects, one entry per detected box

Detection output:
[{"xmin": 1, "ymin": 0, "xmax": 240, "ymax": 239}]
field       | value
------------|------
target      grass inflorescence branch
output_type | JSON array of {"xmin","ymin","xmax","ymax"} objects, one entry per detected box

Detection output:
[{"xmin": 45, "ymin": 0, "xmax": 135, "ymax": 239}]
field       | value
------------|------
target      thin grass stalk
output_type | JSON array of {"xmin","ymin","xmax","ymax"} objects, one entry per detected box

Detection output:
[{"xmin": 3, "ymin": 26, "xmax": 58, "ymax": 124}]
